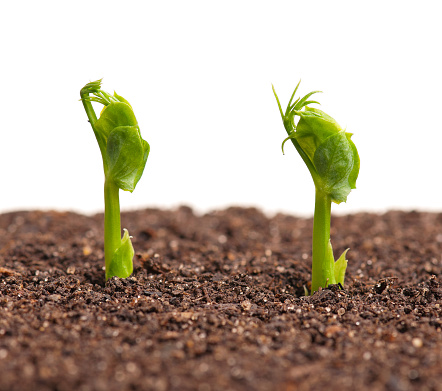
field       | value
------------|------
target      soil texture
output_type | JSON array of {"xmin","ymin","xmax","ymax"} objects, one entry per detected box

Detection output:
[{"xmin": 0, "ymin": 207, "xmax": 441, "ymax": 391}]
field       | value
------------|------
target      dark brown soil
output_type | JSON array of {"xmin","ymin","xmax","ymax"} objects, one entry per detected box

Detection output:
[{"xmin": 0, "ymin": 207, "xmax": 441, "ymax": 391}]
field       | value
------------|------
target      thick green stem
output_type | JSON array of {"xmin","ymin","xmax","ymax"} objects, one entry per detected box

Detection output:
[
  {"xmin": 311, "ymin": 189, "xmax": 335, "ymax": 293},
  {"xmin": 104, "ymin": 178, "xmax": 121, "ymax": 278}
]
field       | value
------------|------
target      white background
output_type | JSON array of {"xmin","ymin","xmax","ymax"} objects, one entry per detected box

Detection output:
[{"xmin": 1, "ymin": 1, "xmax": 441, "ymax": 217}]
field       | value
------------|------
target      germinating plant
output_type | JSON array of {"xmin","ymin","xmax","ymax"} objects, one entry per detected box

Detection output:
[
  {"xmin": 80, "ymin": 80, "xmax": 150, "ymax": 280},
  {"xmin": 272, "ymin": 81, "xmax": 360, "ymax": 293}
]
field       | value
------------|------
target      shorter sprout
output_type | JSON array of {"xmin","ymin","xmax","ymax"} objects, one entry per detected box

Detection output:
[{"xmin": 80, "ymin": 79, "xmax": 150, "ymax": 279}]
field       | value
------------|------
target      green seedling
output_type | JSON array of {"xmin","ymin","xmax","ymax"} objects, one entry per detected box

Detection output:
[
  {"xmin": 80, "ymin": 80, "xmax": 150, "ymax": 280},
  {"xmin": 272, "ymin": 81, "xmax": 359, "ymax": 294}
]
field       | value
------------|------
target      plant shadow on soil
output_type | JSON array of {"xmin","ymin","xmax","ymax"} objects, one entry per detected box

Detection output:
[{"xmin": 0, "ymin": 207, "xmax": 441, "ymax": 391}]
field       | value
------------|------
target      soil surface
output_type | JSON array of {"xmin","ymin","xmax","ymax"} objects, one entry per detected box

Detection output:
[{"xmin": 0, "ymin": 207, "xmax": 441, "ymax": 391}]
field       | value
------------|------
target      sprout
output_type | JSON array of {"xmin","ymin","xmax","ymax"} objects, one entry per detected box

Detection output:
[
  {"xmin": 80, "ymin": 80, "xmax": 150, "ymax": 279},
  {"xmin": 273, "ymin": 81, "xmax": 360, "ymax": 293}
]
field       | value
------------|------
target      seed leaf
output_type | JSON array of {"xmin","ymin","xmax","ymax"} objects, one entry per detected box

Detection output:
[
  {"xmin": 334, "ymin": 248, "xmax": 349, "ymax": 286},
  {"xmin": 106, "ymin": 229, "xmax": 134, "ymax": 279}
]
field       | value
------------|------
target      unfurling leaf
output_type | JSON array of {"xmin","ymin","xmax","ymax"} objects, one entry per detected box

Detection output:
[
  {"xmin": 313, "ymin": 131, "xmax": 354, "ymax": 203},
  {"xmin": 295, "ymin": 107, "xmax": 359, "ymax": 204},
  {"xmin": 107, "ymin": 125, "xmax": 149, "ymax": 191},
  {"xmin": 83, "ymin": 83, "xmax": 150, "ymax": 191}
]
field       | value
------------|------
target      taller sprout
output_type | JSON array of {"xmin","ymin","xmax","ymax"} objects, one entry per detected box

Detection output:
[
  {"xmin": 80, "ymin": 80, "xmax": 150, "ymax": 280},
  {"xmin": 273, "ymin": 81, "xmax": 360, "ymax": 293}
]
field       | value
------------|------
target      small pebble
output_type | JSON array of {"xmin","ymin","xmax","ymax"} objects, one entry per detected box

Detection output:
[
  {"xmin": 412, "ymin": 338, "xmax": 423, "ymax": 348},
  {"xmin": 408, "ymin": 369, "xmax": 419, "ymax": 380},
  {"xmin": 363, "ymin": 352, "xmax": 371, "ymax": 360},
  {"xmin": 217, "ymin": 235, "xmax": 227, "ymax": 244},
  {"xmin": 82, "ymin": 246, "xmax": 92, "ymax": 256}
]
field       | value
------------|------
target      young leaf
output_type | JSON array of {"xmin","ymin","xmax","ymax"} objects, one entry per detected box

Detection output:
[
  {"xmin": 290, "ymin": 107, "xmax": 359, "ymax": 204},
  {"xmin": 346, "ymin": 134, "xmax": 360, "ymax": 190},
  {"xmin": 134, "ymin": 139, "xmax": 150, "ymax": 186},
  {"xmin": 296, "ymin": 108, "xmax": 341, "ymax": 151},
  {"xmin": 113, "ymin": 92, "xmax": 133, "ymax": 108},
  {"xmin": 325, "ymin": 240, "xmax": 337, "ymax": 285},
  {"xmin": 94, "ymin": 102, "xmax": 139, "ymax": 157},
  {"xmin": 106, "ymin": 125, "xmax": 148, "ymax": 192},
  {"xmin": 85, "ymin": 87, "xmax": 150, "ymax": 193},
  {"xmin": 313, "ymin": 131, "xmax": 355, "ymax": 203},
  {"xmin": 334, "ymin": 248, "xmax": 349, "ymax": 286},
  {"xmin": 106, "ymin": 229, "xmax": 134, "ymax": 279}
]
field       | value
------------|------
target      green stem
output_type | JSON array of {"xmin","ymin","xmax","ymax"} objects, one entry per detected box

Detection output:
[
  {"xmin": 80, "ymin": 92, "xmax": 98, "ymax": 127},
  {"xmin": 311, "ymin": 189, "xmax": 335, "ymax": 293},
  {"xmin": 104, "ymin": 178, "xmax": 121, "ymax": 279},
  {"xmin": 80, "ymin": 90, "xmax": 107, "ymax": 162}
]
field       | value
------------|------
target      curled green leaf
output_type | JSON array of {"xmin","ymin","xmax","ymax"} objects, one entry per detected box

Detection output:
[
  {"xmin": 274, "ymin": 87, "xmax": 359, "ymax": 204},
  {"xmin": 107, "ymin": 125, "xmax": 149, "ymax": 192},
  {"xmin": 82, "ymin": 82, "xmax": 150, "ymax": 192},
  {"xmin": 313, "ymin": 131, "xmax": 354, "ymax": 203},
  {"xmin": 95, "ymin": 102, "xmax": 138, "ymax": 142}
]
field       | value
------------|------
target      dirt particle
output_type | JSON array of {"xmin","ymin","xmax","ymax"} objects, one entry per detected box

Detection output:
[
  {"xmin": 411, "ymin": 338, "xmax": 423, "ymax": 348},
  {"xmin": 362, "ymin": 352, "xmax": 372, "ymax": 360},
  {"xmin": 125, "ymin": 362, "xmax": 138, "ymax": 374},
  {"xmin": 408, "ymin": 369, "xmax": 419, "ymax": 380},
  {"xmin": 217, "ymin": 235, "xmax": 227, "ymax": 244},
  {"xmin": 66, "ymin": 266, "xmax": 76, "ymax": 274}
]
